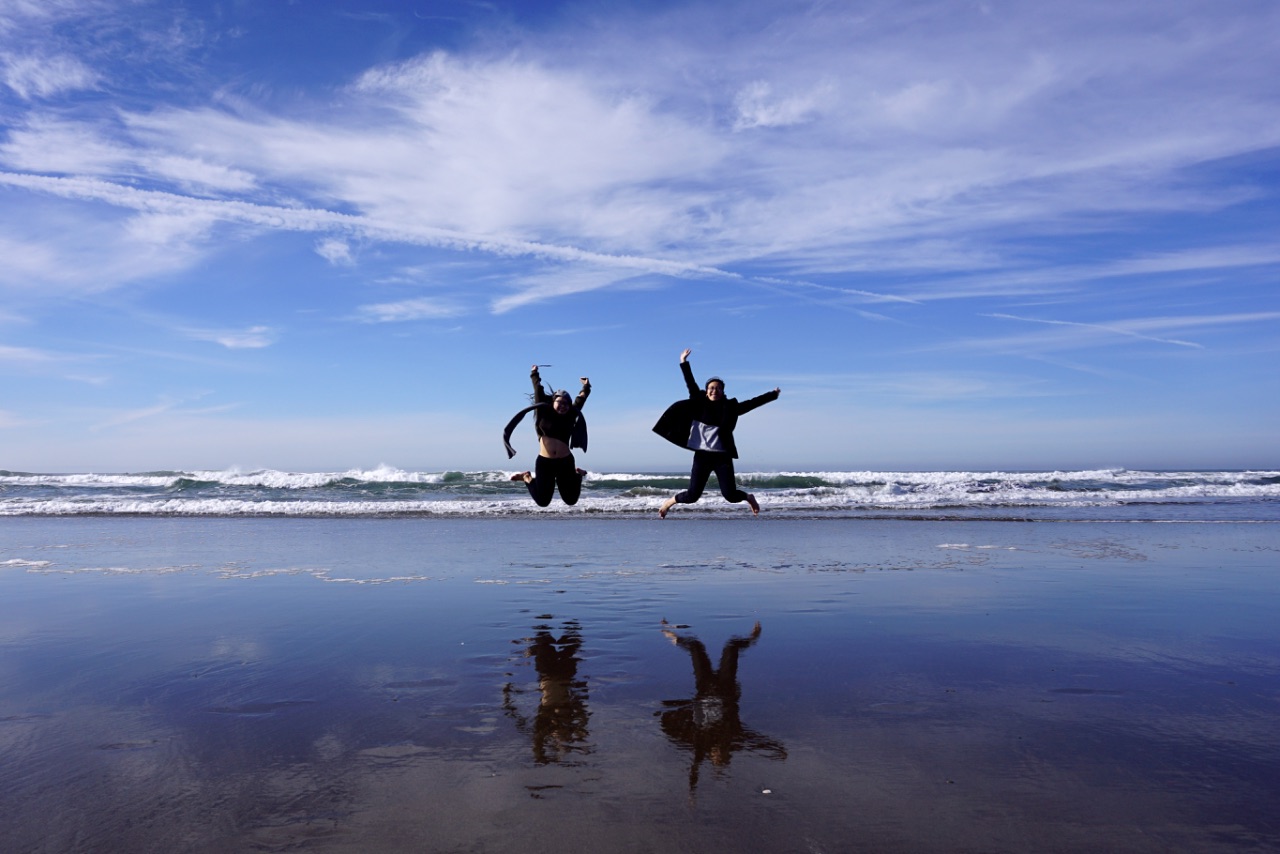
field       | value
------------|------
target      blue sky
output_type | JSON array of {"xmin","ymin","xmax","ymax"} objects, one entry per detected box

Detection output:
[{"xmin": 1, "ymin": 0, "xmax": 1277, "ymax": 473}]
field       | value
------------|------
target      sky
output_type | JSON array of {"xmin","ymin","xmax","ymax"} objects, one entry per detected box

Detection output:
[{"xmin": 1, "ymin": 0, "xmax": 1277, "ymax": 473}]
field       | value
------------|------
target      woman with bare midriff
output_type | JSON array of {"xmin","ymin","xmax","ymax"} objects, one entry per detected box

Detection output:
[{"xmin": 504, "ymin": 365, "xmax": 591, "ymax": 507}]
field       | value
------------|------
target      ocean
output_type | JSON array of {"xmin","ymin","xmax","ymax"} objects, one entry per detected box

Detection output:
[{"xmin": 3, "ymin": 467, "xmax": 1279, "ymax": 521}]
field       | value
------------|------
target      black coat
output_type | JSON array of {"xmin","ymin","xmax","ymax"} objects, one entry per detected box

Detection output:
[
  {"xmin": 503, "ymin": 369, "xmax": 590, "ymax": 459},
  {"xmin": 652, "ymin": 362, "xmax": 777, "ymax": 459}
]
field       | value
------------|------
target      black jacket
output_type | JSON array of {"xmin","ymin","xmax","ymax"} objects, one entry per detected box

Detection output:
[
  {"xmin": 502, "ymin": 369, "xmax": 590, "ymax": 459},
  {"xmin": 652, "ymin": 361, "xmax": 777, "ymax": 458},
  {"xmin": 531, "ymin": 368, "xmax": 590, "ymax": 443}
]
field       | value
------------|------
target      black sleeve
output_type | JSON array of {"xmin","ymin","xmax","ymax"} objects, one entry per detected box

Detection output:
[
  {"xmin": 736, "ymin": 388, "xmax": 780, "ymax": 416},
  {"xmin": 531, "ymin": 369, "xmax": 547, "ymax": 403},
  {"xmin": 681, "ymin": 361, "xmax": 700, "ymax": 398}
]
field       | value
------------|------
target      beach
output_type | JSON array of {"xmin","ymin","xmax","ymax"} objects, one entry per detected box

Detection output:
[{"xmin": 2, "ymin": 514, "xmax": 1277, "ymax": 853}]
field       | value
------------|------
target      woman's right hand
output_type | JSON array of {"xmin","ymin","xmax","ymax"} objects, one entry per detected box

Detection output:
[{"xmin": 680, "ymin": 348, "xmax": 691, "ymax": 363}]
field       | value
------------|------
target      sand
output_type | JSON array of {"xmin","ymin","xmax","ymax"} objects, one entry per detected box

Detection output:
[{"xmin": 2, "ymin": 516, "xmax": 1277, "ymax": 852}]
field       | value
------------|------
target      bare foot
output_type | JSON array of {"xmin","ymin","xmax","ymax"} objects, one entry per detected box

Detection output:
[
  {"xmin": 745, "ymin": 493, "xmax": 760, "ymax": 515},
  {"xmin": 576, "ymin": 468, "xmax": 587, "ymax": 477},
  {"xmin": 510, "ymin": 471, "xmax": 531, "ymax": 483},
  {"xmin": 659, "ymin": 497, "xmax": 677, "ymax": 519}
]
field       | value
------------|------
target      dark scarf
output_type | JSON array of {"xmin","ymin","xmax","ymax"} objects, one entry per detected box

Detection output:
[{"xmin": 503, "ymin": 403, "xmax": 588, "ymax": 459}]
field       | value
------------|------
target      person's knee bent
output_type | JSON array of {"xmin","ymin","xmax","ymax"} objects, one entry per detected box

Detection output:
[
  {"xmin": 529, "ymin": 477, "xmax": 555, "ymax": 507},
  {"xmin": 676, "ymin": 486, "xmax": 702, "ymax": 504},
  {"xmin": 719, "ymin": 481, "xmax": 745, "ymax": 502}
]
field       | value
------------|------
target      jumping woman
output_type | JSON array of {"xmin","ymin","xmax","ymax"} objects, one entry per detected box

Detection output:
[
  {"xmin": 504, "ymin": 365, "xmax": 591, "ymax": 507},
  {"xmin": 653, "ymin": 348, "xmax": 780, "ymax": 518}
]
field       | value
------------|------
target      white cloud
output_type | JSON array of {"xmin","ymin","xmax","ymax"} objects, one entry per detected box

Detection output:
[
  {"xmin": 131, "ymin": 52, "xmax": 722, "ymax": 244},
  {"xmin": 0, "ymin": 116, "xmax": 131, "ymax": 174},
  {"xmin": 91, "ymin": 399, "xmax": 177, "ymax": 431},
  {"xmin": 986, "ymin": 314, "xmax": 1205, "ymax": 349},
  {"xmin": 769, "ymin": 370, "xmax": 1058, "ymax": 402},
  {"xmin": 147, "ymin": 154, "xmax": 257, "ymax": 193},
  {"xmin": 90, "ymin": 395, "xmax": 239, "ymax": 432},
  {"xmin": 0, "ymin": 171, "xmax": 740, "ymax": 290},
  {"xmin": 0, "ymin": 342, "xmax": 59, "ymax": 362},
  {"xmin": 1, "ymin": 0, "xmax": 1278, "ymax": 315},
  {"xmin": 491, "ymin": 266, "xmax": 651, "ymax": 314},
  {"xmin": 951, "ymin": 311, "xmax": 1280, "ymax": 356},
  {"xmin": 186, "ymin": 325, "xmax": 277, "ymax": 349},
  {"xmin": 316, "ymin": 238, "xmax": 353, "ymax": 265},
  {"xmin": 1, "ymin": 116, "xmax": 258, "ymax": 192},
  {"xmin": 355, "ymin": 297, "xmax": 462, "ymax": 323},
  {"xmin": 0, "ymin": 193, "xmax": 212, "ymax": 293},
  {"xmin": 733, "ymin": 80, "xmax": 834, "ymax": 130},
  {"xmin": 1, "ymin": 51, "xmax": 96, "ymax": 98}
]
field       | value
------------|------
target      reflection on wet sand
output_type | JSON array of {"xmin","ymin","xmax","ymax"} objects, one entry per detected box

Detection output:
[
  {"xmin": 5, "ymin": 518, "xmax": 1279, "ymax": 852},
  {"xmin": 502, "ymin": 619, "xmax": 591, "ymax": 765},
  {"xmin": 658, "ymin": 619, "xmax": 787, "ymax": 793}
]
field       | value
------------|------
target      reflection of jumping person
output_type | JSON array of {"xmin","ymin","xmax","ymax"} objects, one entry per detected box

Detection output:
[
  {"xmin": 502, "ymin": 620, "xmax": 591, "ymax": 765},
  {"xmin": 658, "ymin": 620, "xmax": 786, "ymax": 793},
  {"xmin": 653, "ymin": 349, "xmax": 780, "ymax": 518},
  {"xmin": 504, "ymin": 365, "xmax": 591, "ymax": 506}
]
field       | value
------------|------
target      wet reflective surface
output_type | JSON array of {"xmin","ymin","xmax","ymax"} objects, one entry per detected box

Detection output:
[{"xmin": 2, "ymin": 517, "xmax": 1278, "ymax": 852}]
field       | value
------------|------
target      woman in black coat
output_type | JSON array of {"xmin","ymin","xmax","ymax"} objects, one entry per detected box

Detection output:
[{"xmin": 654, "ymin": 348, "xmax": 779, "ymax": 517}]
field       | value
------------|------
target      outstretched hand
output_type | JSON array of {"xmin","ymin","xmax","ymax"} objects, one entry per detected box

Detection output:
[
  {"xmin": 680, "ymin": 348, "xmax": 691, "ymax": 363},
  {"xmin": 580, "ymin": 376, "xmax": 590, "ymax": 386},
  {"xmin": 774, "ymin": 387, "xmax": 781, "ymax": 396}
]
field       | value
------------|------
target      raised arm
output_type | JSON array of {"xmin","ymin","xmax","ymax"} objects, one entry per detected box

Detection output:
[
  {"xmin": 737, "ymin": 386, "xmax": 781, "ymax": 415},
  {"xmin": 530, "ymin": 365, "xmax": 547, "ymax": 403},
  {"xmin": 574, "ymin": 376, "xmax": 591, "ymax": 410},
  {"xmin": 679, "ymin": 348, "xmax": 700, "ymax": 397}
]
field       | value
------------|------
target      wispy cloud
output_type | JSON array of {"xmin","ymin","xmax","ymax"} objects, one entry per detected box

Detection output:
[
  {"xmin": 733, "ymin": 79, "xmax": 835, "ymax": 131},
  {"xmin": 2, "ymin": 1, "xmax": 1276, "ymax": 310},
  {"xmin": 185, "ymin": 325, "xmax": 277, "ymax": 349},
  {"xmin": 765, "ymin": 370, "xmax": 1060, "ymax": 402},
  {"xmin": 91, "ymin": 400, "xmax": 177, "ymax": 430},
  {"xmin": 900, "ymin": 245, "xmax": 1280, "ymax": 302},
  {"xmin": 355, "ymin": 298, "xmax": 462, "ymax": 323},
  {"xmin": 0, "ymin": 171, "xmax": 740, "ymax": 279},
  {"xmin": 91, "ymin": 396, "xmax": 240, "ymax": 431},
  {"xmin": 986, "ymin": 314, "xmax": 1205, "ymax": 349},
  {"xmin": 1, "ymin": 51, "xmax": 96, "ymax": 99},
  {"xmin": 524, "ymin": 324, "xmax": 626, "ymax": 337},
  {"xmin": 316, "ymin": 238, "xmax": 353, "ymax": 266},
  {"xmin": 949, "ymin": 311, "xmax": 1280, "ymax": 356},
  {"xmin": 0, "ymin": 342, "xmax": 62, "ymax": 363}
]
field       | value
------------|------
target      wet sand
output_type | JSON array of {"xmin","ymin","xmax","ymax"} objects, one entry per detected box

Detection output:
[{"xmin": 2, "ymin": 517, "xmax": 1278, "ymax": 853}]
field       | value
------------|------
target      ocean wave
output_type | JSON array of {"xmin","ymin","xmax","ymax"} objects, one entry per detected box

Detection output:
[{"xmin": 2, "ymin": 468, "xmax": 1278, "ymax": 519}]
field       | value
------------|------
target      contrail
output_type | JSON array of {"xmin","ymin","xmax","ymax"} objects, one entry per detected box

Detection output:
[
  {"xmin": 0, "ymin": 170, "xmax": 909, "ymax": 303},
  {"xmin": 985, "ymin": 313, "xmax": 1204, "ymax": 348}
]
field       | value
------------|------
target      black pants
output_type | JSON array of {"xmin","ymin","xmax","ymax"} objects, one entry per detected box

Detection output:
[
  {"xmin": 675, "ymin": 451, "xmax": 749, "ymax": 504},
  {"xmin": 528, "ymin": 454, "xmax": 583, "ymax": 506}
]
